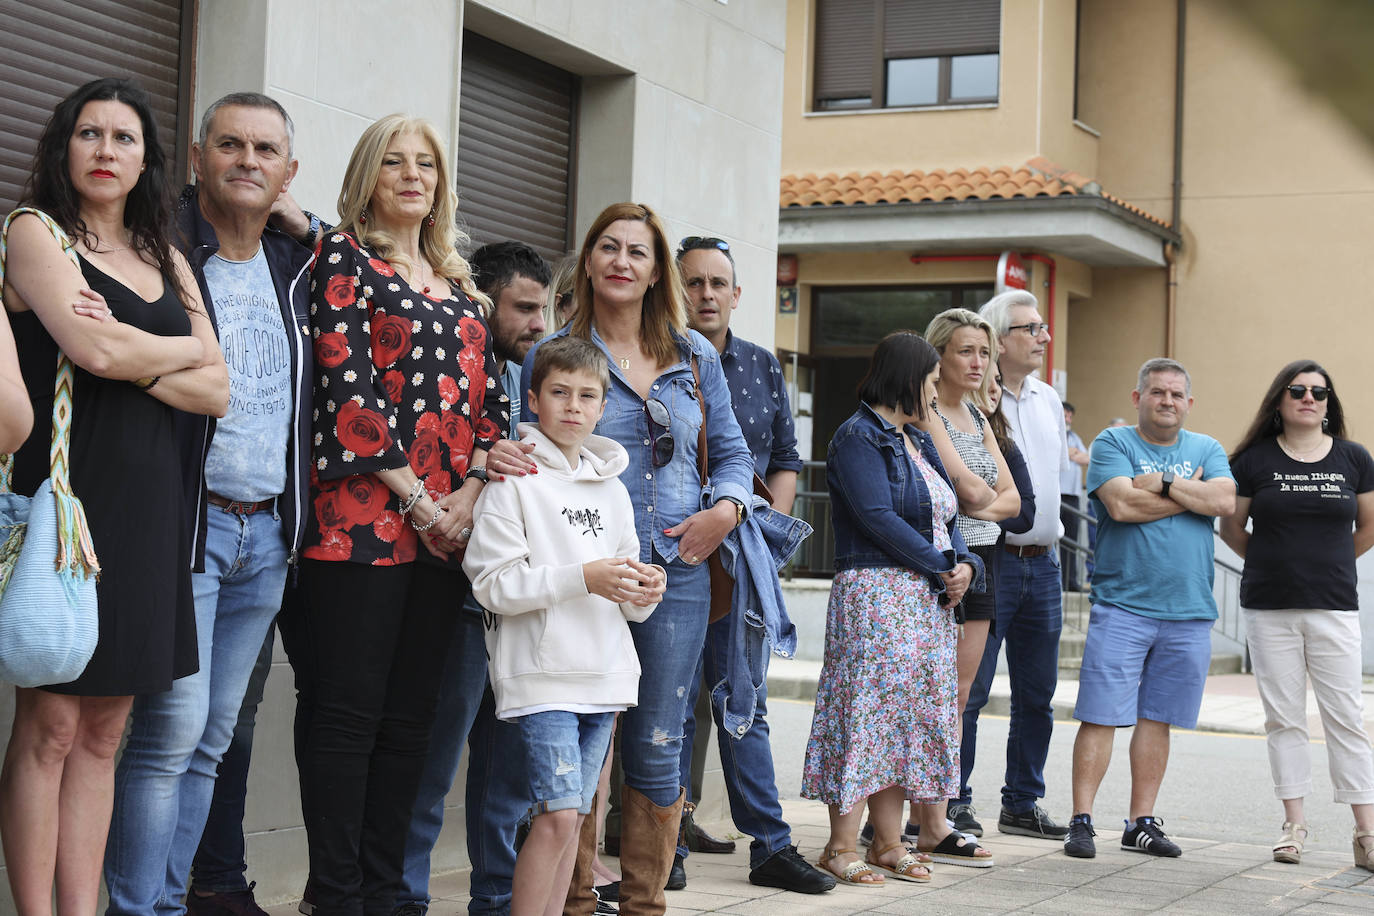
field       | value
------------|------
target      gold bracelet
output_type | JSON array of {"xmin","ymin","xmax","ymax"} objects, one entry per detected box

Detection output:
[{"xmin": 133, "ymin": 376, "xmax": 160, "ymax": 391}]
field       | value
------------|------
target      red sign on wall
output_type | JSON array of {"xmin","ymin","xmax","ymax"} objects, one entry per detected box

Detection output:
[
  {"xmin": 777, "ymin": 254, "xmax": 798, "ymax": 286},
  {"xmin": 996, "ymin": 250, "xmax": 1028, "ymax": 293}
]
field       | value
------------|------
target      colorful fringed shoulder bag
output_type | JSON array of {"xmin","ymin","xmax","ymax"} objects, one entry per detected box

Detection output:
[{"xmin": 0, "ymin": 207, "xmax": 101, "ymax": 687}]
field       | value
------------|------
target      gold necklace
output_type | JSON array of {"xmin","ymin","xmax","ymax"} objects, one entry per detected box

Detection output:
[{"xmin": 592, "ymin": 325, "xmax": 632, "ymax": 370}]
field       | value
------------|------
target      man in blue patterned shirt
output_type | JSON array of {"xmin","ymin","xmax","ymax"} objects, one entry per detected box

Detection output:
[{"xmin": 669, "ymin": 237, "xmax": 832, "ymax": 894}]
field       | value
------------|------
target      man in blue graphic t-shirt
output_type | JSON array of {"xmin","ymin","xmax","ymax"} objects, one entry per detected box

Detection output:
[
  {"xmin": 1063, "ymin": 358, "xmax": 1236, "ymax": 861},
  {"xmin": 104, "ymin": 92, "xmax": 317, "ymax": 916}
]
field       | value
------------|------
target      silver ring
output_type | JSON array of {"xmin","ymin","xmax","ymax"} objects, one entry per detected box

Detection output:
[{"xmin": 460, "ymin": 527, "xmax": 473, "ymax": 539}]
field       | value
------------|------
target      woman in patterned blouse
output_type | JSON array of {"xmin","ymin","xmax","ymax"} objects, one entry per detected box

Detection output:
[{"xmin": 296, "ymin": 114, "xmax": 508, "ymax": 914}]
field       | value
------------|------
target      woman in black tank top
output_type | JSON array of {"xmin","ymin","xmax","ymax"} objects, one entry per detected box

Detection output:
[{"xmin": 0, "ymin": 77, "xmax": 227, "ymax": 913}]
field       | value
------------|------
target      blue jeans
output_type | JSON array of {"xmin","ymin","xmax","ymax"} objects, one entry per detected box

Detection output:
[
  {"xmin": 396, "ymin": 600, "xmax": 517, "ymax": 916},
  {"xmin": 959, "ymin": 550, "xmax": 1061, "ymax": 814},
  {"xmin": 623, "ymin": 556, "xmax": 710, "ymax": 807},
  {"xmin": 189, "ymin": 625, "xmax": 276, "ymax": 892},
  {"xmin": 518, "ymin": 711, "xmax": 615, "ymax": 816},
  {"xmin": 462, "ymin": 685, "xmax": 527, "ymax": 916},
  {"xmin": 678, "ymin": 615, "xmax": 790, "ymax": 869},
  {"xmin": 105, "ymin": 505, "xmax": 288, "ymax": 916}
]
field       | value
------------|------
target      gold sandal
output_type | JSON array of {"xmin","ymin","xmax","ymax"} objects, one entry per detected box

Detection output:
[
  {"xmin": 1354, "ymin": 827, "xmax": 1374, "ymax": 872},
  {"xmin": 818, "ymin": 847, "xmax": 883, "ymax": 887},
  {"xmin": 1272, "ymin": 821, "xmax": 1308, "ymax": 864},
  {"xmin": 865, "ymin": 841, "xmax": 932, "ymax": 883}
]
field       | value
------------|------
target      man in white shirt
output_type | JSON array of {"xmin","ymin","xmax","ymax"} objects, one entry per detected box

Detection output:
[
  {"xmin": 951, "ymin": 291, "xmax": 1070, "ymax": 842},
  {"xmin": 1060, "ymin": 402, "xmax": 1090, "ymax": 590}
]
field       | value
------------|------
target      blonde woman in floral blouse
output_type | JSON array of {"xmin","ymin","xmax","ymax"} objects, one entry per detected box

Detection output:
[{"xmin": 296, "ymin": 114, "xmax": 509, "ymax": 915}]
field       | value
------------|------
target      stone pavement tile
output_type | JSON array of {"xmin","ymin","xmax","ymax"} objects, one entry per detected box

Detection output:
[
  {"xmin": 986, "ymin": 863, "xmax": 1106, "ymax": 888},
  {"xmin": 666, "ymin": 888, "xmax": 756, "ymax": 911},
  {"xmin": 1082, "ymin": 874, "xmax": 1204, "ymax": 899},
  {"xmin": 1291, "ymin": 899, "xmax": 1374, "ymax": 915},
  {"xmin": 1012, "ymin": 886, "xmax": 1158, "ymax": 912},
  {"xmin": 870, "ymin": 899, "xmax": 1011, "ymax": 916},
  {"xmin": 715, "ymin": 889, "xmax": 924, "ymax": 915},
  {"xmin": 1161, "ymin": 886, "xmax": 1307, "ymax": 913},
  {"xmin": 903, "ymin": 875, "xmax": 1069, "ymax": 907}
]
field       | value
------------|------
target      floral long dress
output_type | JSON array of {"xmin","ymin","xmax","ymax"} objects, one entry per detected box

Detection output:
[{"xmin": 801, "ymin": 446, "xmax": 961, "ymax": 814}]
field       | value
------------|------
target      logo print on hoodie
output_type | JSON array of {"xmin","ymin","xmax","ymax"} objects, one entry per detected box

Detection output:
[{"xmin": 562, "ymin": 506, "xmax": 604, "ymax": 537}]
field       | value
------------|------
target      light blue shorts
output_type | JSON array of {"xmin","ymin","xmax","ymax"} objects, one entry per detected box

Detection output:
[
  {"xmin": 1073, "ymin": 603, "xmax": 1213, "ymax": 729},
  {"xmin": 516, "ymin": 710, "xmax": 616, "ymax": 817}
]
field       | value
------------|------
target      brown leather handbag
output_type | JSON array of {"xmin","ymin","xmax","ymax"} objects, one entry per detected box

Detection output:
[{"xmin": 689, "ymin": 356, "xmax": 772, "ymax": 623}]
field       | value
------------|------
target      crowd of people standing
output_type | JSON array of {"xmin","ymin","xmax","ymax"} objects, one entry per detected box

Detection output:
[{"xmin": 0, "ymin": 76, "xmax": 1371, "ymax": 916}]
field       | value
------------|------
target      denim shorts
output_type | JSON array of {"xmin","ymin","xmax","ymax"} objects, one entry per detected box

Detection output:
[
  {"xmin": 516, "ymin": 709, "xmax": 616, "ymax": 817},
  {"xmin": 1074, "ymin": 603, "xmax": 1213, "ymax": 729}
]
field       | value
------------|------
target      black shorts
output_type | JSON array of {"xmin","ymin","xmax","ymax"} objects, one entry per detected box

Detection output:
[{"xmin": 958, "ymin": 543, "xmax": 999, "ymax": 622}]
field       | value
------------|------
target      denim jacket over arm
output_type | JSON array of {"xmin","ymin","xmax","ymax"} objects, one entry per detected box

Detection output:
[
  {"xmin": 520, "ymin": 325, "xmax": 755, "ymax": 565},
  {"xmin": 711, "ymin": 495, "xmax": 808, "ymax": 739},
  {"xmin": 828, "ymin": 403, "xmax": 985, "ymax": 598}
]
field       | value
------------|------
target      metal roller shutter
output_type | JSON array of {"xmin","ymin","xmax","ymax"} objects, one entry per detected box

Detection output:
[
  {"xmin": 884, "ymin": 0, "xmax": 1000, "ymax": 59},
  {"xmin": 455, "ymin": 32, "xmax": 576, "ymax": 265},
  {"xmin": 814, "ymin": 0, "xmax": 879, "ymax": 104},
  {"xmin": 0, "ymin": 0, "xmax": 191, "ymax": 213}
]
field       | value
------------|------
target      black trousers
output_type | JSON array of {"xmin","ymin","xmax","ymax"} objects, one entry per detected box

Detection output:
[{"xmin": 296, "ymin": 559, "xmax": 468, "ymax": 916}]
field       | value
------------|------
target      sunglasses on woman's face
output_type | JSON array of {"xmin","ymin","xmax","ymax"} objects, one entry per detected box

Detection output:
[
  {"xmin": 645, "ymin": 397, "xmax": 675, "ymax": 467},
  {"xmin": 1286, "ymin": 384, "xmax": 1329, "ymax": 401}
]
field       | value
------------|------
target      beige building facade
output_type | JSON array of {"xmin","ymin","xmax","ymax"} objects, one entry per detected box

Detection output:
[{"xmin": 776, "ymin": 0, "xmax": 1374, "ymax": 458}]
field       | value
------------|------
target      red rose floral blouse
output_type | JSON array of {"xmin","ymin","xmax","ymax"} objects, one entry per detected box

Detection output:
[{"xmin": 303, "ymin": 230, "xmax": 507, "ymax": 567}]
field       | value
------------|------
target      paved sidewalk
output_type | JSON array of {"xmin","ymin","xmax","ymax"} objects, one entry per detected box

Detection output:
[{"xmin": 346, "ymin": 797, "xmax": 1374, "ymax": 915}]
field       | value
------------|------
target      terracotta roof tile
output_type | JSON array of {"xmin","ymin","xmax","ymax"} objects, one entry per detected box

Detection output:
[{"xmin": 779, "ymin": 157, "xmax": 1171, "ymax": 228}]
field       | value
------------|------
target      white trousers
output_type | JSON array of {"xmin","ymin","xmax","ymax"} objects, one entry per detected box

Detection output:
[{"xmin": 1244, "ymin": 608, "xmax": 1374, "ymax": 805}]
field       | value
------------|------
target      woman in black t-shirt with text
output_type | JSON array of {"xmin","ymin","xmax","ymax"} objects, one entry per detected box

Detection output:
[{"xmin": 1221, "ymin": 359, "xmax": 1374, "ymax": 872}]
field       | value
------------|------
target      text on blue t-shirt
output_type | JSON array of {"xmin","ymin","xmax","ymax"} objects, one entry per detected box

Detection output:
[{"xmin": 1086, "ymin": 425, "xmax": 1234, "ymax": 621}]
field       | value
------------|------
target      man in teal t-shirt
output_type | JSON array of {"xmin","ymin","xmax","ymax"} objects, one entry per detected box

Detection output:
[{"xmin": 1063, "ymin": 359, "xmax": 1236, "ymax": 861}]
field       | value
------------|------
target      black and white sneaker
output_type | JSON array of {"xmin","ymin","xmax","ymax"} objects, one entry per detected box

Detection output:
[
  {"xmin": 592, "ymin": 887, "xmax": 617, "ymax": 915},
  {"xmin": 1121, "ymin": 816, "xmax": 1182, "ymax": 857},
  {"xmin": 1063, "ymin": 813, "xmax": 1096, "ymax": 858}
]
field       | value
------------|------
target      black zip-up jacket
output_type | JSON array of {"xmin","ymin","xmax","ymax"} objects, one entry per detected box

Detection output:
[{"xmin": 174, "ymin": 184, "xmax": 314, "ymax": 572}]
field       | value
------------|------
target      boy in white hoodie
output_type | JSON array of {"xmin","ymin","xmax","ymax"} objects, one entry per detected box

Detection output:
[{"xmin": 463, "ymin": 336, "xmax": 666, "ymax": 916}]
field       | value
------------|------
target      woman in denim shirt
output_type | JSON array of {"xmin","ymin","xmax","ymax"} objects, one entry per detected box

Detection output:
[
  {"xmin": 519, "ymin": 202, "xmax": 754, "ymax": 914},
  {"xmin": 802, "ymin": 332, "xmax": 991, "ymax": 887}
]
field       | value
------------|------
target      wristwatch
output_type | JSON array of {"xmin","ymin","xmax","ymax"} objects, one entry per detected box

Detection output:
[
  {"xmin": 464, "ymin": 466, "xmax": 490, "ymax": 484},
  {"xmin": 1160, "ymin": 469, "xmax": 1175, "ymax": 499},
  {"xmin": 301, "ymin": 212, "xmax": 322, "ymax": 249}
]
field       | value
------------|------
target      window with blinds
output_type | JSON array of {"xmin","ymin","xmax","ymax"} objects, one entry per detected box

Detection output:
[
  {"xmin": 813, "ymin": 0, "xmax": 1000, "ymax": 111},
  {"xmin": 454, "ymin": 32, "xmax": 577, "ymax": 266},
  {"xmin": 0, "ymin": 0, "xmax": 191, "ymax": 213}
]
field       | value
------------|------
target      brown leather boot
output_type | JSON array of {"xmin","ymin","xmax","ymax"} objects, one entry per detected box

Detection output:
[
  {"xmin": 562, "ymin": 809, "xmax": 599, "ymax": 916},
  {"xmin": 617, "ymin": 787, "xmax": 684, "ymax": 916}
]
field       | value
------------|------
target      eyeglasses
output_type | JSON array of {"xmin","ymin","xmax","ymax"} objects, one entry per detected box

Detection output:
[
  {"xmin": 1286, "ymin": 384, "xmax": 1329, "ymax": 401},
  {"xmin": 645, "ymin": 398, "xmax": 675, "ymax": 467},
  {"xmin": 677, "ymin": 236, "xmax": 730, "ymax": 257},
  {"xmin": 1007, "ymin": 322, "xmax": 1048, "ymax": 337}
]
